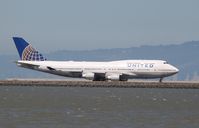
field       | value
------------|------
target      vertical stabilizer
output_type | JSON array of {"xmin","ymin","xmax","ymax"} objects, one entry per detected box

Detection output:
[{"xmin": 13, "ymin": 37, "xmax": 46, "ymax": 61}]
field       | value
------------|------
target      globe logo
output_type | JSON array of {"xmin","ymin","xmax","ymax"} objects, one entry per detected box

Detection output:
[{"xmin": 22, "ymin": 45, "xmax": 46, "ymax": 61}]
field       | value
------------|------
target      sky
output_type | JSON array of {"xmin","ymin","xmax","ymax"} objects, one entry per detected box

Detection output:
[{"xmin": 1, "ymin": 0, "xmax": 199, "ymax": 55}]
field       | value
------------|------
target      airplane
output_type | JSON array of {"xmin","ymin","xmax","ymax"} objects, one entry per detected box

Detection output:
[{"xmin": 13, "ymin": 37, "xmax": 179, "ymax": 82}]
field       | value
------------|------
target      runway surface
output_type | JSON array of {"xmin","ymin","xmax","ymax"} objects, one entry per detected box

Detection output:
[{"xmin": 1, "ymin": 79, "xmax": 199, "ymax": 89}]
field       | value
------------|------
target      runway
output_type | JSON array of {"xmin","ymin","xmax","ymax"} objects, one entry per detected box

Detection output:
[{"xmin": 0, "ymin": 79, "xmax": 199, "ymax": 89}]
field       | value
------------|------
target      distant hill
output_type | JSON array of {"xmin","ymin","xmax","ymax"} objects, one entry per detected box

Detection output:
[{"xmin": 1, "ymin": 41, "xmax": 199, "ymax": 80}]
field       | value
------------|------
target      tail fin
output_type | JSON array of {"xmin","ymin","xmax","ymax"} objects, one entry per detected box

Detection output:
[{"xmin": 13, "ymin": 37, "xmax": 46, "ymax": 61}]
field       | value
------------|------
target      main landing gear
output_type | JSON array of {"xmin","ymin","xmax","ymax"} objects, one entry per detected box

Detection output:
[{"xmin": 159, "ymin": 78, "xmax": 163, "ymax": 83}]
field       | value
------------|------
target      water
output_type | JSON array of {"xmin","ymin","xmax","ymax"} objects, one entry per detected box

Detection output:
[{"xmin": 0, "ymin": 86, "xmax": 199, "ymax": 128}]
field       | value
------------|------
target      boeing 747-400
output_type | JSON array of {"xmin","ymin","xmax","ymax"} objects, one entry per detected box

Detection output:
[{"xmin": 13, "ymin": 37, "xmax": 179, "ymax": 82}]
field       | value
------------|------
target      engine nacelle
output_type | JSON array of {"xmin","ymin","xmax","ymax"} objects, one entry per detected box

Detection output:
[
  {"xmin": 82, "ymin": 72, "xmax": 95, "ymax": 80},
  {"xmin": 106, "ymin": 74, "xmax": 120, "ymax": 81}
]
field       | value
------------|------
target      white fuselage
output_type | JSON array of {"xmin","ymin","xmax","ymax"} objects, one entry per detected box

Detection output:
[{"xmin": 17, "ymin": 60, "xmax": 179, "ymax": 81}]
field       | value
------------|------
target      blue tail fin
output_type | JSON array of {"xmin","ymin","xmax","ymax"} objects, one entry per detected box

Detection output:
[{"xmin": 13, "ymin": 37, "xmax": 46, "ymax": 61}]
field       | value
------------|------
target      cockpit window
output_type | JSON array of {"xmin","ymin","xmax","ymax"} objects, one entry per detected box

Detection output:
[{"xmin": 163, "ymin": 61, "xmax": 168, "ymax": 64}]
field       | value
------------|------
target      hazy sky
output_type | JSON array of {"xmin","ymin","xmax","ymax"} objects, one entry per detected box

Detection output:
[{"xmin": 1, "ymin": 0, "xmax": 199, "ymax": 55}]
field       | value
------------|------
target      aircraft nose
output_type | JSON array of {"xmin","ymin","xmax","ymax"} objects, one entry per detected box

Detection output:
[{"xmin": 172, "ymin": 66, "xmax": 179, "ymax": 74}]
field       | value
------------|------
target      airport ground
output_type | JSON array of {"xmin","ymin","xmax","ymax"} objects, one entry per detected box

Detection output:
[{"xmin": 1, "ymin": 79, "xmax": 199, "ymax": 89}]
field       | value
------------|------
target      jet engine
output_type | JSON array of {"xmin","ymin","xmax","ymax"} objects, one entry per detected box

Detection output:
[
  {"xmin": 106, "ymin": 73, "xmax": 120, "ymax": 81},
  {"xmin": 106, "ymin": 73, "xmax": 128, "ymax": 81},
  {"xmin": 82, "ymin": 72, "xmax": 95, "ymax": 80}
]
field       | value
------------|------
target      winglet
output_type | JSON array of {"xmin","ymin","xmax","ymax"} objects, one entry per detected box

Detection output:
[{"xmin": 13, "ymin": 37, "xmax": 46, "ymax": 61}]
